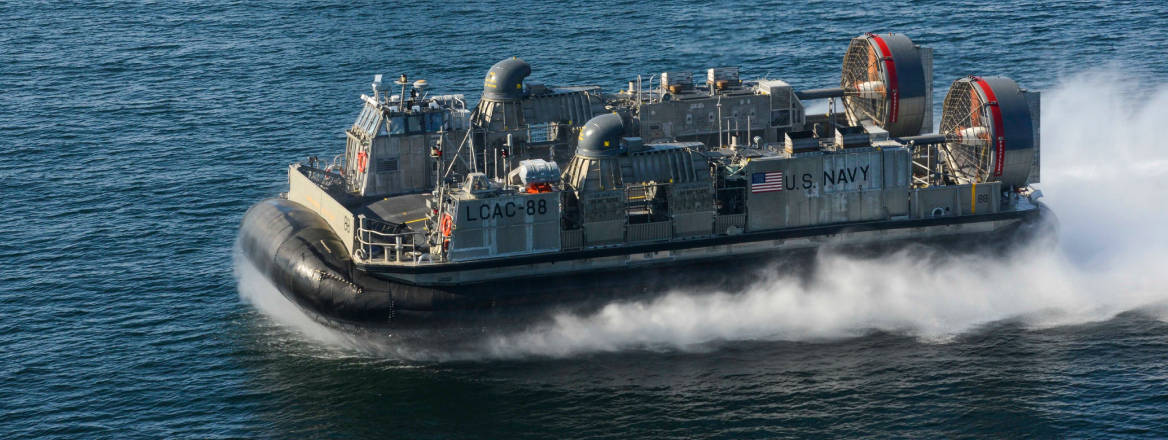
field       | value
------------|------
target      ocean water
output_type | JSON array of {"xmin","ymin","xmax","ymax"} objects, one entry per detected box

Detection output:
[{"xmin": 3, "ymin": 1, "xmax": 1168, "ymax": 438}]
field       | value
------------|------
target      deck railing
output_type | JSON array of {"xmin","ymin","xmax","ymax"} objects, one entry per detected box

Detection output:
[
  {"xmin": 354, "ymin": 215, "xmax": 424, "ymax": 264},
  {"xmin": 714, "ymin": 213, "xmax": 746, "ymax": 235},
  {"xmin": 297, "ymin": 163, "xmax": 346, "ymax": 191}
]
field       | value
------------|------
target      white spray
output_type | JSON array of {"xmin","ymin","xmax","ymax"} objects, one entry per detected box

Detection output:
[
  {"xmin": 236, "ymin": 70, "xmax": 1168, "ymax": 361},
  {"xmin": 481, "ymin": 70, "xmax": 1168, "ymax": 358}
]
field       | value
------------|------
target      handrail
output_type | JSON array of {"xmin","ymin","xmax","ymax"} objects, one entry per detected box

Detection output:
[
  {"xmin": 354, "ymin": 215, "xmax": 427, "ymax": 265},
  {"xmin": 298, "ymin": 163, "xmax": 346, "ymax": 190}
]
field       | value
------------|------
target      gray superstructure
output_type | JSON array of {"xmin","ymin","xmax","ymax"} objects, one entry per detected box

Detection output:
[{"xmin": 241, "ymin": 33, "xmax": 1048, "ymax": 326}]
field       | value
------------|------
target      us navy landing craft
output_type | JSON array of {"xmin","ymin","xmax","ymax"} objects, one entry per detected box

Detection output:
[{"xmin": 239, "ymin": 33, "xmax": 1048, "ymax": 327}]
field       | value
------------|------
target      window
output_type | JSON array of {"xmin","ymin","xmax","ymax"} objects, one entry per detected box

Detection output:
[
  {"xmin": 389, "ymin": 117, "xmax": 405, "ymax": 135},
  {"xmin": 426, "ymin": 112, "xmax": 445, "ymax": 133}
]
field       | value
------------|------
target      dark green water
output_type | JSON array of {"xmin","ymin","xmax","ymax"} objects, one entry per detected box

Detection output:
[{"xmin": 4, "ymin": 1, "xmax": 1168, "ymax": 438}]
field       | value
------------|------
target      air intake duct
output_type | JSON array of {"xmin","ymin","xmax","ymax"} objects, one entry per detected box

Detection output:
[
  {"xmin": 576, "ymin": 113, "xmax": 626, "ymax": 158},
  {"xmin": 482, "ymin": 57, "xmax": 532, "ymax": 100}
]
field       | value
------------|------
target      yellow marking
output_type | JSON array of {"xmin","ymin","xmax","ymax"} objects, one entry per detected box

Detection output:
[
  {"xmin": 971, "ymin": 182, "xmax": 977, "ymax": 214},
  {"xmin": 404, "ymin": 217, "xmax": 428, "ymax": 224},
  {"xmin": 628, "ymin": 195, "xmax": 645, "ymax": 200}
]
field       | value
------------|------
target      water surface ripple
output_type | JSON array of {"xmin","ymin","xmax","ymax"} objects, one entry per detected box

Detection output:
[{"xmin": 2, "ymin": 1, "xmax": 1167, "ymax": 438}]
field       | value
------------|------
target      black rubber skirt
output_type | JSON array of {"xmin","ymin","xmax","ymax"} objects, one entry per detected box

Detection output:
[
  {"xmin": 239, "ymin": 197, "xmax": 1054, "ymax": 330},
  {"xmin": 239, "ymin": 198, "xmax": 397, "ymax": 325}
]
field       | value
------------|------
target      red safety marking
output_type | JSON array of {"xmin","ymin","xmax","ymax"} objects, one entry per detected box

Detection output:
[
  {"xmin": 971, "ymin": 76, "xmax": 1006, "ymax": 177},
  {"xmin": 868, "ymin": 34, "xmax": 899, "ymax": 124}
]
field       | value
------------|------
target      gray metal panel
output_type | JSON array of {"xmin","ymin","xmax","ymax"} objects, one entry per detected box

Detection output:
[
  {"xmin": 360, "ymin": 132, "xmax": 433, "ymax": 197},
  {"xmin": 286, "ymin": 165, "xmax": 356, "ymax": 253},
  {"xmin": 672, "ymin": 211, "xmax": 713, "ymax": 236},
  {"xmin": 638, "ymin": 93, "xmax": 773, "ymax": 144},
  {"xmin": 668, "ymin": 184, "xmax": 714, "ymax": 213},
  {"xmin": 746, "ymin": 148, "xmax": 903, "ymax": 231},
  {"xmin": 448, "ymin": 191, "xmax": 561, "ymax": 261},
  {"xmin": 579, "ymin": 191, "xmax": 625, "ymax": 222},
  {"xmin": 822, "ymin": 148, "xmax": 881, "ymax": 193},
  {"xmin": 881, "ymin": 147, "xmax": 910, "ymax": 188},
  {"xmin": 912, "ymin": 185, "xmax": 962, "ymax": 218},
  {"xmin": 583, "ymin": 219, "xmax": 625, "ymax": 244},
  {"xmin": 883, "ymin": 188, "xmax": 909, "ymax": 217},
  {"xmin": 957, "ymin": 181, "xmax": 1001, "ymax": 215},
  {"xmin": 881, "ymin": 147, "xmax": 910, "ymax": 216},
  {"xmin": 745, "ymin": 155, "xmax": 819, "ymax": 231}
]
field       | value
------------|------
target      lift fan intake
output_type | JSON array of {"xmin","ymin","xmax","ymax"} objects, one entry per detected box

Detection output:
[
  {"xmin": 840, "ymin": 33, "xmax": 929, "ymax": 137},
  {"xmin": 938, "ymin": 76, "xmax": 1036, "ymax": 188}
]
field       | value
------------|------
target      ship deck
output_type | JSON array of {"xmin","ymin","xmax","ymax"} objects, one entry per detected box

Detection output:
[{"xmin": 354, "ymin": 193, "xmax": 431, "ymax": 232}]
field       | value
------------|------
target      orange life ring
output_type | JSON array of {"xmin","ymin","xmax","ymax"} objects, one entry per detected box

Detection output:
[
  {"xmin": 357, "ymin": 152, "xmax": 368, "ymax": 173},
  {"xmin": 440, "ymin": 213, "xmax": 453, "ymax": 237}
]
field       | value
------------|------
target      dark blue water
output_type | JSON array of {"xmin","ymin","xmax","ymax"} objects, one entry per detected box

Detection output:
[{"xmin": 4, "ymin": 1, "xmax": 1168, "ymax": 438}]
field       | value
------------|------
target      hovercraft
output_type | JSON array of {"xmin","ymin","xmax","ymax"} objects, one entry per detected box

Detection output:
[{"xmin": 239, "ymin": 33, "xmax": 1048, "ymax": 329}]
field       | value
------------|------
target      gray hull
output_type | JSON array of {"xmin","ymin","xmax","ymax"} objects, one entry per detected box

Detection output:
[{"xmin": 239, "ymin": 197, "xmax": 1051, "ymax": 329}]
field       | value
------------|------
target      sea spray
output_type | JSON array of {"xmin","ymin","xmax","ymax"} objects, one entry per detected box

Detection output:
[
  {"xmin": 234, "ymin": 249, "xmax": 354, "ymax": 348},
  {"xmin": 479, "ymin": 70, "xmax": 1168, "ymax": 358}
]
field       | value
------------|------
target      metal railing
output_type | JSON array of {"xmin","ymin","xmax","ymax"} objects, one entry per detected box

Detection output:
[
  {"xmin": 561, "ymin": 229, "xmax": 584, "ymax": 250},
  {"xmin": 714, "ymin": 213, "xmax": 746, "ymax": 235},
  {"xmin": 298, "ymin": 163, "xmax": 346, "ymax": 191},
  {"xmin": 354, "ymin": 215, "xmax": 425, "ymax": 264},
  {"xmin": 627, "ymin": 221, "xmax": 671, "ymax": 242}
]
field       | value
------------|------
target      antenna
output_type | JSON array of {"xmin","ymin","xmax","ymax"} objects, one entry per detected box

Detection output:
[
  {"xmin": 396, "ymin": 74, "xmax": 408, "ymax": 109},
  {"xmin": 371, "ymin": 74, "xmax": 384, "ymax": 100}
]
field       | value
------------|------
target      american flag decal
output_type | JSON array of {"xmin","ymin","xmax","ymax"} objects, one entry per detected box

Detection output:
[{"xmin": 751, "ymin": 171, "xmax": 784, "ymax": 193}]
